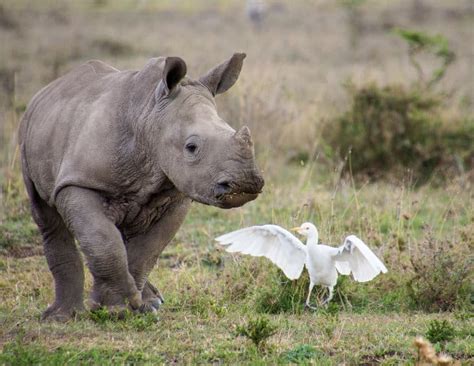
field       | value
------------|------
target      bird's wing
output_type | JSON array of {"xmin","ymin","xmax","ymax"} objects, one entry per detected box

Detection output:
[
  {"xmin": 334, "ymin": 260, "xmax": 351, "ymax": 275},
  {"xmin": 333, "ymin": 235, "xmax": 388, "ymax": 282},
  {"xmin": 215, "ymin": 225, "xmax": 307, "ymax": 280}
]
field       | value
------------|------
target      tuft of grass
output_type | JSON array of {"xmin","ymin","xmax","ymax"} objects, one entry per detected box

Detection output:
[
  {"xmin": 236, "ymin": 316, "xmax": 278, "ymax": 351},
  {"xmin": 281, "ymin": 344, "xmax": 330, "ymax": 364},
  {"xmin": 200, "ymin": 248, "xmax": 223, "ymax": 268},
  {"xmin": 254, "ymin": 269, "xmax": 309, "ymax": 314},
  {"xmin": 426, "ymin": 320, "xmax": 456, "ymax": 345},
  {"xmin": 88, "ymin": 307, "xmax": 158, "ymax": 331}
]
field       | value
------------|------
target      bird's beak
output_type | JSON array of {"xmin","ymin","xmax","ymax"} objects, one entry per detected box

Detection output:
[{"xmin": 290, "ymin": 227, "xmax": 301, "ymax": 233}]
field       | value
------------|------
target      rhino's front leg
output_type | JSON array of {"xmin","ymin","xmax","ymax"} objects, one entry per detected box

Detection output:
[
  {"xmin": 125, "ymin": 198, "xmax": 191, "ymax": 311},
  {"xmin": 56, "ymin": 187, "xmax": 142, "ymax": 311}
]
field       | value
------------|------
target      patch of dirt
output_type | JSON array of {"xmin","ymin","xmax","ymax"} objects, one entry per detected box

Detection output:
[
  {"xmin": 359, "ymin": 350, "xmax": 404, "ymax": 365},
  {"xmin": 4, "ymin": 245, "xmax": 43, "ymax": 258}
]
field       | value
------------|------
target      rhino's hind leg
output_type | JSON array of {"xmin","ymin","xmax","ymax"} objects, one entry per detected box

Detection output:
[{"xmin": 23, "ymin": 175, "xmax": 85, "ymax": 321}]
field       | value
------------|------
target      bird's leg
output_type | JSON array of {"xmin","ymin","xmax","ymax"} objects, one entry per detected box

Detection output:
[
  {"xmin": 322, "ymin": 286, "xmax": 334, "ymax": 306},
  {"xmin": 305, "ymin": 282, "xmax": 317, "ymax": 310}
]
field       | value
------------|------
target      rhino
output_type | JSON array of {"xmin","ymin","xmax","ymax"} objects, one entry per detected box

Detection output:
[{"xmin": 19, "ymin": 53, "xmax": 264, "ymax": 321}]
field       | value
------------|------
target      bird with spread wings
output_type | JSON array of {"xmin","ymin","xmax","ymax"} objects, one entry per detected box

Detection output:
[{"xmin": 216, "ymin": 222, "xmax": 387, "ymax": 309}]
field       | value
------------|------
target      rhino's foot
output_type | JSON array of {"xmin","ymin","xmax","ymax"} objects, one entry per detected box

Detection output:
[
  {"xmin": 91, "ymin": 278, "xmax": 142, "ymax": 310},
  {"xmin": 141, "ymin": 281, "xmax": 164, "ymax": 312},
  {"xmin": 42, "ymin": 302, "xmax": 85, "ymax": 322}
]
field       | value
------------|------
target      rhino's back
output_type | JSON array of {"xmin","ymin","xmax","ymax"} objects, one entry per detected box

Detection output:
[{"xmin": 20, "ymin": 60, "xmax": 144, "ymax": 205}]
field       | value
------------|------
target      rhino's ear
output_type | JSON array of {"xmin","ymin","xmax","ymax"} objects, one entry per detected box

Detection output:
[
  {"xmin": 199, "ymin": 53, "xmax": 246, "ymax": 96},
  {"xmin": 157, "ymin": 57, "xmax": 187, "ymax": 97}
]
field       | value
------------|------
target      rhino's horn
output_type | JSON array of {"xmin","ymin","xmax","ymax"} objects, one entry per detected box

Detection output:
[{"xmin": 234, "ymin": 126, "xmax": 253, "ymax": 148}]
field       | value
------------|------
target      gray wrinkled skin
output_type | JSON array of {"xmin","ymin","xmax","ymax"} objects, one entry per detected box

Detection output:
[{"xmin": 19, "ymin": 53, "xmax": 264, "ymax": 321}]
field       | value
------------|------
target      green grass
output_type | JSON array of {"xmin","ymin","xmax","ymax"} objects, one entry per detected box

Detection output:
[
  {"xmin": 1, "ymin": 166, "xmax": 473, "ymax": 364},
  {"xmin": 1, "ymin": 149, "xmax": 472, "ymax": 365}
]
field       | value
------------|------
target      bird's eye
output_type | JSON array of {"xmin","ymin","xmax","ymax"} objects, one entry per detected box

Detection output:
[{"xmin": 185, "ymin": 143, "xmax": 198, "ymax": 154}]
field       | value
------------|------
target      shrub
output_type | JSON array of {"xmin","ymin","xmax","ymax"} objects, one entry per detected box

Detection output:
[
  {"xmin": 324, "ymin": 83, "xmax": 473, "ymax": 184},
  {"xmin": 324, "ymin": 29, "xmax": 472, "ymax": 184},
  {"xmin": 426, "ymin": 320, "xmax": 456, "ymax": 345},
  {"xmin": 236, "ymin": 316, "xmax": 277, "ymax": 350},
  {"xmin": 407, "ymin": 234, "xmax": 472, "ymax": 312}
]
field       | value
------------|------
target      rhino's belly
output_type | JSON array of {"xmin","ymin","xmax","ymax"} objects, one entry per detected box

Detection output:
[{"xmin": 103, "ymin": 191, "xmax": 188, "ymax": 238}]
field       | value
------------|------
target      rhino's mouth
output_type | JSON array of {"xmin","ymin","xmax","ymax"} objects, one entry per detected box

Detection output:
[
  {"xmin": 217, "ymin": 191, "xmax": 260, "ymax": 208},
  {"xmin": 192, "ymin": 191, "xmax": 261, "ymax": 209},
  {"xmin": 190, "ymin": 174, "xmax": 264, "ymax": 209}
]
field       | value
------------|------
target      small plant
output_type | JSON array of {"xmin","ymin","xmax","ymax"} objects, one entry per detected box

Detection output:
[
  {"xmin": 426, "ymin": 320, "xmax": 456, "ymax": 345},
  {"xmin": 281, "ymin": 344, "xmax": 330, "ymax": 364},
  {"xmin": 236, "ymin": 316, "xmax": 277, "ymax": 350},
  {"xmin": 393, "ymin": 29, "xmax": 455, "ymax": 89},
  {"xmin": 320, "ymin": 312, "xmax": 340, "ymax": 339}
]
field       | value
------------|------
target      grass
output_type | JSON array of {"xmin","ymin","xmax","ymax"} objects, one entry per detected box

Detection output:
[
  {"xmin": 1, "ymin": 169, "xmax": 472, "ymax": 364},
  {"xmin": 1, "ymin": 0, "xmax": 473, "ymax": 364}
]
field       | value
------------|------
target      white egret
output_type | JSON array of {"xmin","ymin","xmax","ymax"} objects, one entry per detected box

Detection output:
[{"xmin": 215, "ymin": 222, "xmax": 387, "ymax": 309}]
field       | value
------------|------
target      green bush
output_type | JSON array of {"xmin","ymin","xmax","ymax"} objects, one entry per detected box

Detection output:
[
  {"xmin": 324, "ymin": 83, "xmax": 473, "ymax": 183},
  {"xmin": 425, "ymin": 319, "xmax": 456, "ymax": 345},
  {"xmin": 236, "ymin": 316, "xmax": 277, "ymax": 350}
]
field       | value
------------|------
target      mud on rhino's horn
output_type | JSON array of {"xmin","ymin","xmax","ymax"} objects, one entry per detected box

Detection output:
[
  {"xmin": 234, "ymin": 126, "xmax": 253, "ymax": 148},
  {"xmin": 199, "ymin": 53, "xmax": 246, "ymax": 96}
]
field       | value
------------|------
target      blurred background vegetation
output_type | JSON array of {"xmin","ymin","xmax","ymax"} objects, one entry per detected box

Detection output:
[{"xmin": 0, "ymin": 0, "xmax": 473, "ymax": 364}]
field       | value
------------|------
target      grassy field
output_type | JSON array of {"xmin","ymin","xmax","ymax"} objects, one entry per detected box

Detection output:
[{"xmin": 1, "ymin": 0, "xmax": 473, "ymax": 365}]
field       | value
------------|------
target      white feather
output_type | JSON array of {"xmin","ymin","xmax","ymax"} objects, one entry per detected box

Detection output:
[
  {"xmin": 215, "ymin": 225, "xmax": 307, "ymax": 280},
  {"xmin": 334, "ymin": 235, "xmax": 388, "ymax": 282}
]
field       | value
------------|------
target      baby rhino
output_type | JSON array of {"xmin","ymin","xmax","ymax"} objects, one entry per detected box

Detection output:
[{"xmin": 19, "ymin": 53, "xmax": 264, "ymax": 321}]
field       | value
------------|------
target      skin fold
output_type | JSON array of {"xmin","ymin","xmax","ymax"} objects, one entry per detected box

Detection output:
[{"xmin": 19, "ymin": 53, "xmax": 264, "ymax": 321}]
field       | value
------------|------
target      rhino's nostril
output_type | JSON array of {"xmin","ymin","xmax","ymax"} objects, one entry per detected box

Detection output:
[
  {"xmin": 215, "ymin": 181, "xmax": 232, "ymax": 197},
  {"xmin": 255, "ymin": 174, "xmax": 264, "ymax": 191}
]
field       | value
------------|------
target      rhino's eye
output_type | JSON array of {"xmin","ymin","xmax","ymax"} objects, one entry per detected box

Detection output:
[{"xmin": 185, "ymin": 143, "xmax": 198, "ymax": 154}]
